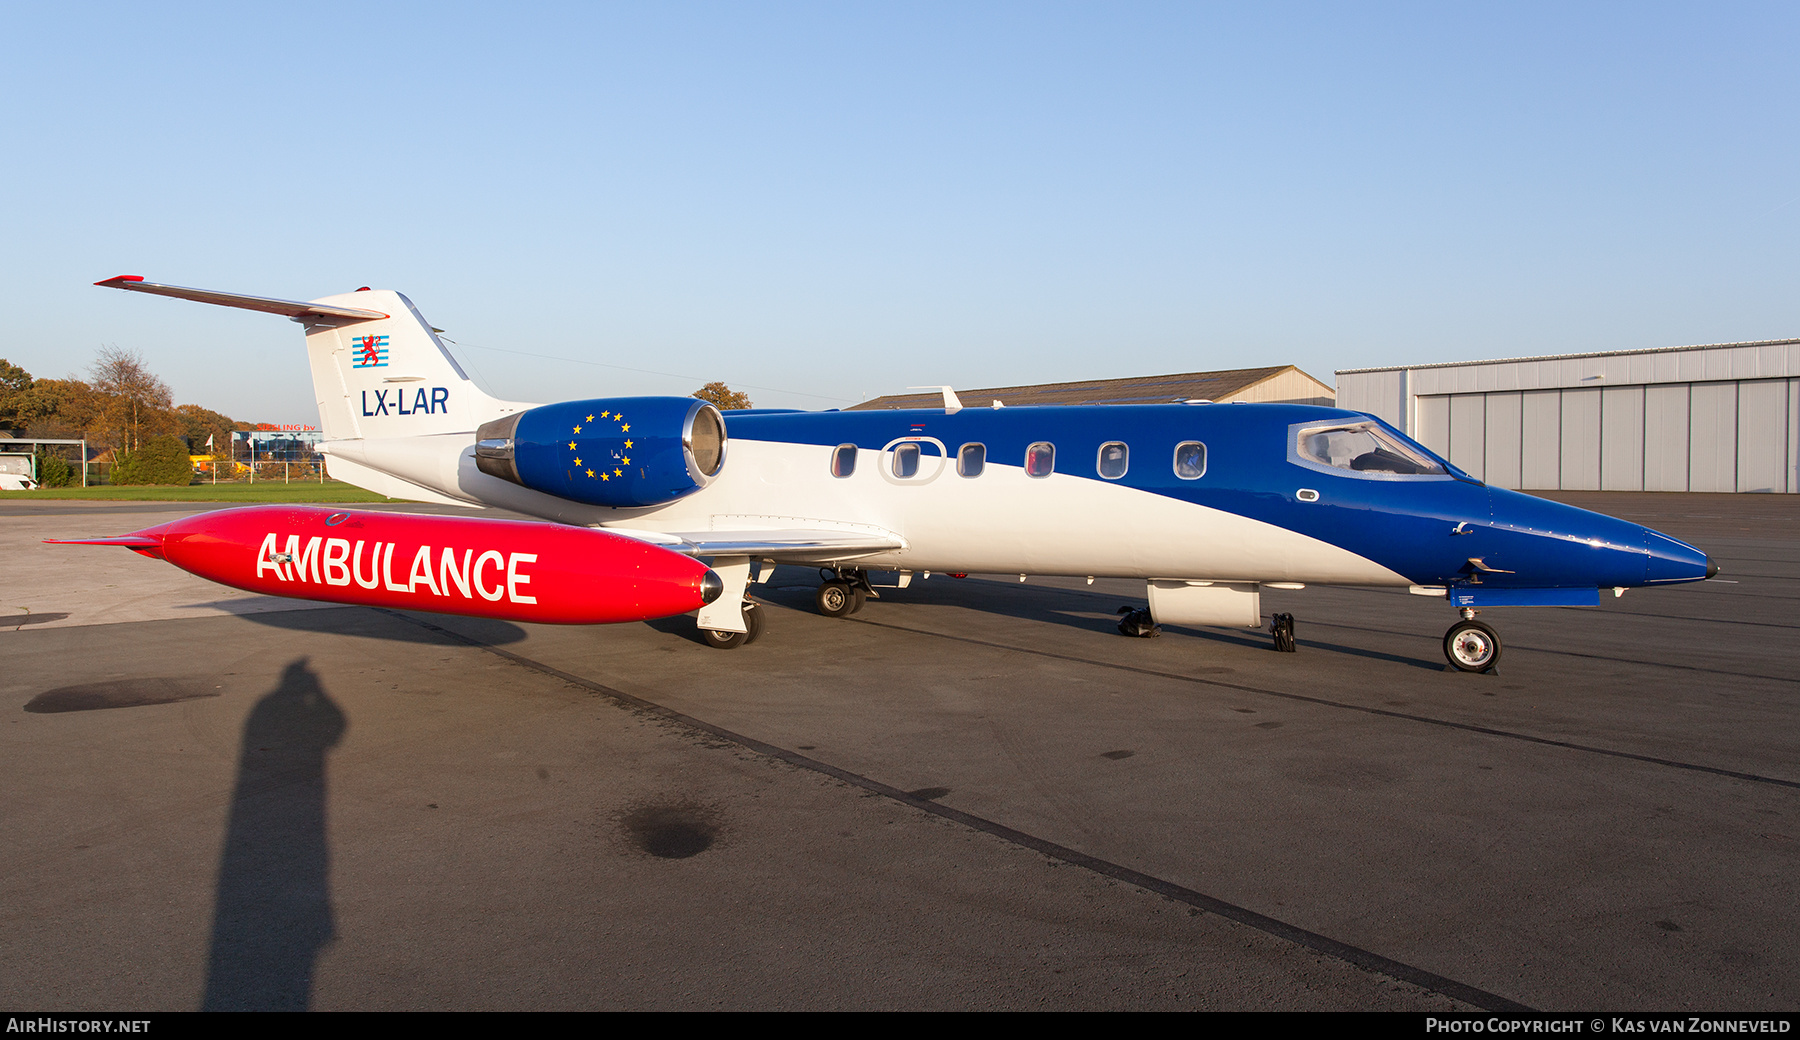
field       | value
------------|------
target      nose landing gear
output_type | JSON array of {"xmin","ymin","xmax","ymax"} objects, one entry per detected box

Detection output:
[{"xmin": 1443, "ymin": 607, "xmax": 1500, "ymax": 673}]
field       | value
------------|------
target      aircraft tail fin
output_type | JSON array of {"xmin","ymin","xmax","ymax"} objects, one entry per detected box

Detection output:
[{"xmin": 297, "ymin": 288, "xmax": 503, "ymax": 440}]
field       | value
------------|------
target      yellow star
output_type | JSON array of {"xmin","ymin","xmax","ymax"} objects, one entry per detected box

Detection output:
[
  {"xmin": 586, "ymin": 469, "xmax": 595, "ymax": 477},
  {"xmin": 624, "ymin": 439, "xmax": 633, "ymax": 448},
  {"xmin": 600, "ymin": 411, "xmax": 610, "ymax": 418},
  {"xmin": 621, "ymin": 456, "xmax": 630, "ymax": 465},
  {"xmin": 573, "ymin": 457, "xmax": 581, "ymax": 466},
  {"xmin": 567, "ymin": 441, "xmax": 576, "ymax": 450},
  {"xmin": 585, "ymin": 414, "xmax": 595, "ymax": 422},
  {"xmin": 600, "ymin": 472, "xmax": 609, "ymax": 481},
  {"xmin": 620, "ymin": 423, "xmax": 630, "ymax": 433},
  {"xmin": 573, "ymin": 425, "xmax": 582, "ymax": 433},
  {"xmin": 614, "ymin": 468, "xmax": 622, "ymax": 477}
]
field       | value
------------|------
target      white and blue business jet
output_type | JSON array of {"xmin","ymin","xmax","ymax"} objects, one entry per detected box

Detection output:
[{"xmin": 97, "ymin": 276, "xmax": 1717, "ymax": 673}]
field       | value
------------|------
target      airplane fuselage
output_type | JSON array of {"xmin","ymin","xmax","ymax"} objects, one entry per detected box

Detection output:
[{"xmin": 336, "ymin": 399, "xmax": 1710, "ymax": 597}]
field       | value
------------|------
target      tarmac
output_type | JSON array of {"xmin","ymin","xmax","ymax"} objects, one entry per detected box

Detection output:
[{"xmin": 1, "ymin": 491, "xmax": 1795, "ymax": 1010}]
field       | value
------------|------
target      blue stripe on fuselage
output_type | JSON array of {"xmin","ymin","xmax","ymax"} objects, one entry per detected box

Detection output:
[{"xmin": 723, "ymin": 403, "xmax": 1665, "ymax": 589}]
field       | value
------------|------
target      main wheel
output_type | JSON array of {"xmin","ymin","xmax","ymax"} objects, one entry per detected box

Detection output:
[
  {"xmin": 701, "ymin": 625, "xmax": 747, "ymax": 649},
  {"xmin": 816, "ymin": 582, "xmax": 856, "ymax": 617},
  {"xmin": 849, "ymin": 586, "xmax": 867, "ymax": 614},
  {"xmin": 701, "ymin": 601, "xmax": 762, "ymax": 649},
  {"xmin": 1443, "ymin": 619, "xmax": 1501, "ymax": 672}
]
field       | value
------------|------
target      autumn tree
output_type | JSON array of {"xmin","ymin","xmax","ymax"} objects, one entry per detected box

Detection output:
[
  {"xmin": 693, "ymin": 382, "xmax": 752, "ymax": 411},
  {"xmin": 4, "ymin": 351, "xmax": 248, "ymax": 470},
  {"xmin": 0, "ymin": 359, "xmax": 49, "ymax": 433},
  {"xmin": 24, "ymin": 379, "xmax": 104, "ymax": 440},
  {"xmin": 90, "ymin": 347, "xmax": 174, "ymax": 453},
  {"xmin": 175, "ymin": 404, "xmax": 238, "ymax": 456}
]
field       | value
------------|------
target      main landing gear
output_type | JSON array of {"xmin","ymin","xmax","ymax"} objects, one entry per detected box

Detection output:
[
  {"xmin": 1443, "ymin": 608, "xmax": 1500, "ymax": 673},
  {"xmin": 1115, "ymin": 606, "xmax": 1160, "ymax": 637},
  {"xmin": 1270, "ymin": 612, "xmax": 1296, "ymax": 653},
  {"xmin": 814, "ymin": 569, "xmax": 870, "ymax": 618},
  {"xmin": 701, "ymin": 599, "xmax": 763, "ymax": 649}
]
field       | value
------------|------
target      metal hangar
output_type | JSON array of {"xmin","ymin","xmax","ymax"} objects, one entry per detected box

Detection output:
[{"xmin": 1337, "ymin": 339, "xmax": 1800, "ymax": 494}]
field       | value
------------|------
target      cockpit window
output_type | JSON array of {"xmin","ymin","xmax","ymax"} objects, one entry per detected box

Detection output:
[{"xmin": 1294, "ymin": 421, "xmax": 1445, "ymax": 476}]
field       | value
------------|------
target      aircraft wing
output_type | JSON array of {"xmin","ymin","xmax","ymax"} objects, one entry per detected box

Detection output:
[{"xmin": 603, "ymin": 520, "xmax": 904, "ymax": 563}]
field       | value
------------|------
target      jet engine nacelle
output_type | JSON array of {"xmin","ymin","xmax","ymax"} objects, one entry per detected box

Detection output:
[{"xmin": 474, "ymin": 397, "xmax": 727, "ymax": 508}]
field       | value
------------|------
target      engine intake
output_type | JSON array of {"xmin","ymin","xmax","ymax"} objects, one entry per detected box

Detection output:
[{"xmin": 475, "ymin": 397, "xmax": 726, "ymax": 507}]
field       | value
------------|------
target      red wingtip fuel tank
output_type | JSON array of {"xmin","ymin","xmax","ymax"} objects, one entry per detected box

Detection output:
[{"xmin": 49, "ymin": 505, "xmax": 723, "ymax": 624}]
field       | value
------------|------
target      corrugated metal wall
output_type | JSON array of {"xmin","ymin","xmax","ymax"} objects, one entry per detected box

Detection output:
[
  {"xmin": 1408, "ymin": 379, "xmax": 1796, "ymax": 492},
  {"xmin": 1338, "ymin": 341, "xmax": 1800, "ymax": 493}
]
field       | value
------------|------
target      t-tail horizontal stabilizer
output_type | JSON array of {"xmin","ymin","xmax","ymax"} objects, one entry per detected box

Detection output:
[{"xmin": 94, "ymin": 276, "xmax": 389, "ymax": 322}]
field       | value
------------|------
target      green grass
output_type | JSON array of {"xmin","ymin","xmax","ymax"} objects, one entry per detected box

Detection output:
[{"xmin": 1, "ymin": 480, "xmax": 401, "ymax": 503}]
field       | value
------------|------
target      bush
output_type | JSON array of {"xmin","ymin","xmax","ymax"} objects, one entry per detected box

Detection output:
[
  {"xmin": 112, "ymin": 436, "xmax": 195, "ymax": 485},
  {"xmin": 34, "ymin": 450, "xmax": 74, "ymax": 488}
]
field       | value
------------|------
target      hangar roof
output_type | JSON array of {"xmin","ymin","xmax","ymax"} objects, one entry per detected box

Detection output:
[{"xmin": 849, "ymin": 365, "xmax": 1333, "ymax": 410}]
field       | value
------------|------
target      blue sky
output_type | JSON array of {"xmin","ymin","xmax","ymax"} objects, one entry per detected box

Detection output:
[{"xmin": 3, "ymin": 2, "xmax": 1796, "ymax": 420}]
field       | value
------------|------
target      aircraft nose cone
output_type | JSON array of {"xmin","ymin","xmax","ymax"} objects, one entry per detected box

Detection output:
[{"xmin": 1644, "ymin": 527, "xmax": 1712, "ymax": 585}]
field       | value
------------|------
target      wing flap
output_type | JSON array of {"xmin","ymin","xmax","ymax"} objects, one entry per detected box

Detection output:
[{"xmin": 602, "ymin": 523, "xmax": 904, "ymax": 561}]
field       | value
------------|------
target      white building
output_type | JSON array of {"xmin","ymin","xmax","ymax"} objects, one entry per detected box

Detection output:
[{"xmin": 1337, "ymin": 339, "xmax": 1800, "ymax": 494}]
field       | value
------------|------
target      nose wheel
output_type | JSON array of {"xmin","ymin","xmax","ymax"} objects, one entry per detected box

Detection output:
[{"xmin": 1443, "ymin": 618, "xmax": 1500, "ymax": 672}]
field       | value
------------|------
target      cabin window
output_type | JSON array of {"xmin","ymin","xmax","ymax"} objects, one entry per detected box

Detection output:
[
  {"xmin": 1097, "ymin": 442, "xmax": 1128, "ymax": 479},
  {"xmin": 958, "ymin": 443, "xmax": 985, "ymax": 477},
  {"xmin": 1294, "ymin": 421, "xmax": 1444, "ymax": 476},
  {"xmin": 1174, "ymin": 441, "xmax": 1207, "ymax": 480},
  {"xmin": 891, "ymin": 442, "xmax": 920, "ymax": 478},
  {"xmin": 831, "ymin": 444, "xmax": 857, "ymax": 478},
  {"xmin": 1025, "ymin": 442, "xmax": 1055, "ymax": 477}
]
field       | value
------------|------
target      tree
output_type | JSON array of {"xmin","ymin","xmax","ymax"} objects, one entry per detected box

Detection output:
[
  {"xmin": 175, "ymin": 404, "xmax": 238, "ymax": 455},
  {"xmin": 693, "ymin": 382, "xmax": 752, "ymax": 411},
  {"xmin": 90, "ymin": 347, "xmax": 173, "ymax": 453},
  {"xmin": 0, "ymin": 359, "xmax": 49, "ymax": 433},
  {"xmin": 111, "ymin": 435, "xmax": 194, "ymax": 485},
  {"xmin": 33, "ymin": 448, "xmax": 74, "ymax": 488},
  {"xmin": 23, "ymin": 379, "xmax": 103, "ymax": 440}
]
